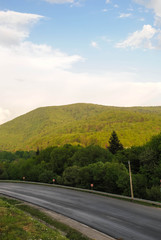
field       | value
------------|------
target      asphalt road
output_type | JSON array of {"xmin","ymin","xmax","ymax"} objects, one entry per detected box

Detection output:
[{"xmin": 0, "ymin": 182, "xmax": 161, "ymax": 240}]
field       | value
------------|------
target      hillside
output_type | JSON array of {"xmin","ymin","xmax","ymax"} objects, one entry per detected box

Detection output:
[{"xmin": 0, "ymin": 103, "xmax": 161, "ymax": 151}]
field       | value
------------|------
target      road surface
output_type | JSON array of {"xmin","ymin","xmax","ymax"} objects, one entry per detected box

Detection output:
[{"xmin": 0, "ymin": 182, "xmax": 161, "ymax": 240}]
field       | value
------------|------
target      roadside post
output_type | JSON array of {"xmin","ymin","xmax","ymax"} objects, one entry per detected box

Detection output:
[
  {"xmin": 53, "ymin": 178, "xmax": 55, "ymax": 184},
  {"xmin": 128, "ymin": 161, "xmax": 134, "ymax": 200},
  {"xmin": 22, "ymin": 176, "xmax": 25, "ymax": 181},
  {"xmin": 160, "ymin": 179, "xmax": 161, "ymax": 193},
  {"xmin": 90, "ymin": 183, "xmax": 94, "ymax": 190}
]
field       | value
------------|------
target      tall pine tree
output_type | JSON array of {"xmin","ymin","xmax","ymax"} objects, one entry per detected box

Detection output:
[{"xmin": 108, "ymin": 130, "xmax": 123, "ymax": 154}]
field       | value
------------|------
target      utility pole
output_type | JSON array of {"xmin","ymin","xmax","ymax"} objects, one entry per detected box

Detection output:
[{"xmin": 128, "ymin": 161, "xmax": 134, "ymax": 200}]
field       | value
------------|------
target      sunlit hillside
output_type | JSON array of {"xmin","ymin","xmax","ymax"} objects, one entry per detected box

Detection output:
[{"xmin": 0, "ymin": 103, "xmax": 161, "ymax": 151}]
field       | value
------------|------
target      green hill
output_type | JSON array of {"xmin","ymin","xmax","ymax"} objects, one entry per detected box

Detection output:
[{"xmin": 0, "ymin": 103, "xmax": 161, "ymax": 151}]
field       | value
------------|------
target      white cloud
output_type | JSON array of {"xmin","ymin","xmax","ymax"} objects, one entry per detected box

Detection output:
[
  {"xmin": 2, "ymin": 59, "xmax": 161, "ymax": 124},
  {"xmin": 134, "ymin": 0, "xmax": 161, "ymax": 25},
  {"xmin": 119, "ymin": 13, "xmax": 132, "ymax": 18},
  {"xmin": 0, "ymin": 10, "xmax": 43, "ymax": 46},
  {"xmin": 0, "ymin": 10, "xmax": 84, "ymax": 123},
  {"xmin": 0, "ymin": 25, "xmax": 28, "ymax": 46},
  {"xmin": 9, "ymin": 42, "xmax": 83, "ymax": 70},
  {"xmin": 45, "ymin": 0, "xmax": 74, "ymax": 3},
  {"xmin": 0, "ymin": 10, "xmax": 42, "ymax": 27},
  {"xmin": 116, "ymin": 24, "xmax": 157, "ymax": 49},
  {"xmin": 90, "ymin": 41, "xmax": 99, "ymax": 48},
  {"xmin": 106, "ymin": 0, "xmax": 110, "ymax": 3},
  {"xmin": 0, "ymin": 108, "xmax": 10, "ymax": 124},
  {"xmin": 134, "ymin": 0, "xmax": 161, "ymax": 17},
  {"xmin": 0, "ymin": 11, "xmax": 82, "ymax": 69}
]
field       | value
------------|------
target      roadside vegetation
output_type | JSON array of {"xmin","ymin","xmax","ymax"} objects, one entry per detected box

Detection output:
[
  {"xmin": 0, "ymin": 131, "xmax": 161, "ymax": 202},
  {"xmin": 0, "ymin": 197, "xmax": 69, "ymax": 240},
  {"xmin": 0, "ymin": 196, "xmax": 90, "ymax": 240}
]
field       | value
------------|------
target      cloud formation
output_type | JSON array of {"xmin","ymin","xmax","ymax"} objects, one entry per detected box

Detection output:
[
  {"xmin": 134, "ymin": 0, "xmax": 161, "ymax": 17},
  {"xmin": 0, "ymin": 11, "xmax": 43, "ymax": 46},
  {"xmin": 0, "ymin": 108, "xmax": 10, "ymax": 124},
  {"xmin": 116, "ymin": 24, "xmax": 158, "ymax": 49},
  {"xmin": 119, "ymin": 13, "xmax": 132, "ymax": 18},
  {"xmin": 0, "ymin": 10, "xmax": 82, "ymax": 69},
  {"xmin": 134, "ymin": 0, "xmax": 161, "ymax": 25},
  {"xmin": 0, "ymin": 10, "xmax": 83, "ymax": 122}
]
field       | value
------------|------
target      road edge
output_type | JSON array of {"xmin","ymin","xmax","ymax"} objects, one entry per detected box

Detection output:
[
  {"xmin": 1, "ymin": 180, "xmax": 161, "ymax": 207},
  {"xmin": 0, "ymin": 193, "xmax": 116, "ymax": 240}
]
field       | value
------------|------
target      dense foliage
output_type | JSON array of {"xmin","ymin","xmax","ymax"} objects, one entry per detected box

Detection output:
[
  {"xmin": 108, "ymin": 130, "xmax": 124, "ymax": 154},
  {"xmin": 1, "ymin": 103, "xmax": 161, "ymax": 151},
  {"xmin": 0, "ymin": 132, "xmax": 161, "ymax": 202}
]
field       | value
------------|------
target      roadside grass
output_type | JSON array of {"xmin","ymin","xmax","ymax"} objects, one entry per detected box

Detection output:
[
  {"xmin": 0, "ymin": 197, "xmax": 68, "ymax": 240},
  {"xmin": 0, "ymin": 196, "xmax": 90, "ymax": 240}
]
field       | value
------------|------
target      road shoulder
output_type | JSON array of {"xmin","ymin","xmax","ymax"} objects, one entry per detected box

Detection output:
[{"xmin": 0, "ymin": 194, "xmax": 115, "ymax": 240}]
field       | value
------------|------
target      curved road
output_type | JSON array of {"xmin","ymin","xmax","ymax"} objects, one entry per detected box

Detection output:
[{"xmin": 0, "ymin": 182, "xmax": 161, "ymax": 240}]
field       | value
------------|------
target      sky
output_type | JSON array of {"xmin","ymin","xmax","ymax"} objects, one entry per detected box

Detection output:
[{"xmin": 0, "ymin": 0, "xmax": 161, "ymax": 124}]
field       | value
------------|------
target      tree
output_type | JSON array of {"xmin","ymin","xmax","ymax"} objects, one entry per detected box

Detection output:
[
  {"xmin": 103, "ymin": 161, "xmax": 127, "ymax": 194},
  {"xmin": 36, "ymin": 147, "xmax": 40, "ymax": 156},
  {"xmin": 108, "ymin": 131, "xmax": 123, "ymax": 154},
  {"xmin": 63, "ymin": 166, "xmax": 81, "ymax": 186},
  {"xmin": 38, "ymin": 170, "xmax": 53, "ymax": 183}
]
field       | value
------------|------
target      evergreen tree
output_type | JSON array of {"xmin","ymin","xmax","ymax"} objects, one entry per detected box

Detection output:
[
  {"xmin": 108, "ymin": 131, "xmax": 123, "ymax": 154},
  {"xmin": 36, "ymin": 146, "xmax": 40, "ymax": 156}
]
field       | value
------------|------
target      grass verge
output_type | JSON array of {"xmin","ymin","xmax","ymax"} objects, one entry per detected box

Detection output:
[
  {"xmin": 0, "ymin": 196, "xmax": 91, "ymax": 240},
  {"xmin": 0, "ymin": 197, "xmax": 68, "ymax": 240}
]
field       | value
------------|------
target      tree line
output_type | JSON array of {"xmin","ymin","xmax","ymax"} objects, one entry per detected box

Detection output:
[{"xmin": 0, "ymin": 131, "xmax": 161, "ymax": 201}]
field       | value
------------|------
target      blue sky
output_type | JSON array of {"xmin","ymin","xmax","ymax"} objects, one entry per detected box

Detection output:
[{"xmin": 0, "ymin": 0, "xmax": 161, "ymax": 123}]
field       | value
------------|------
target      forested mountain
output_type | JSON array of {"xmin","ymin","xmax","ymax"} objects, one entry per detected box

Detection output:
[{"xmin": 0, "ymin": 103, "xmax": 161, "ymax": 151}]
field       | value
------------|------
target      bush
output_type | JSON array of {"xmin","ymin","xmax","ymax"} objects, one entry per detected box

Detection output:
[
  {"xmin": 146, "ymin": 186, "xmax": 161, "ymax": 201},
  {"xmin": 38, "ymin": 170, "xmax": 53, "ymax": 183}
]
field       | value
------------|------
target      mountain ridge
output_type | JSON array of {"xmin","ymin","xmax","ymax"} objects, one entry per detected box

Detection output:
[{"xmin": 1, "ymin": 103, "xmax": 161, "ymax": 151}]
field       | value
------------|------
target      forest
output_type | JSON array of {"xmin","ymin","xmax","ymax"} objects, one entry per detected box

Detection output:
[
  {"xmin": 1, "ymin": 104, "xmax": 161, "ymax": 151},
  {"xmin": 0, "ymin": 131, "xmax": 161, "ymax": 202}
]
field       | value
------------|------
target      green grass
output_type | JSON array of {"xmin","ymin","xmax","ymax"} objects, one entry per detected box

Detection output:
[
  {"xmin": 16, "ymin": 205, "xmax": 89, "ymax": 240},
  {"xmin": 0, "ymin": 196, "xmax": 90, "ymax": 240},
  {"xmin": 1, "ymin": 103, "xmax": 161, "ymax": 151},
  {"xmin": 0, "ymin": 197, "xmax": 69, "ymax": 240}
]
